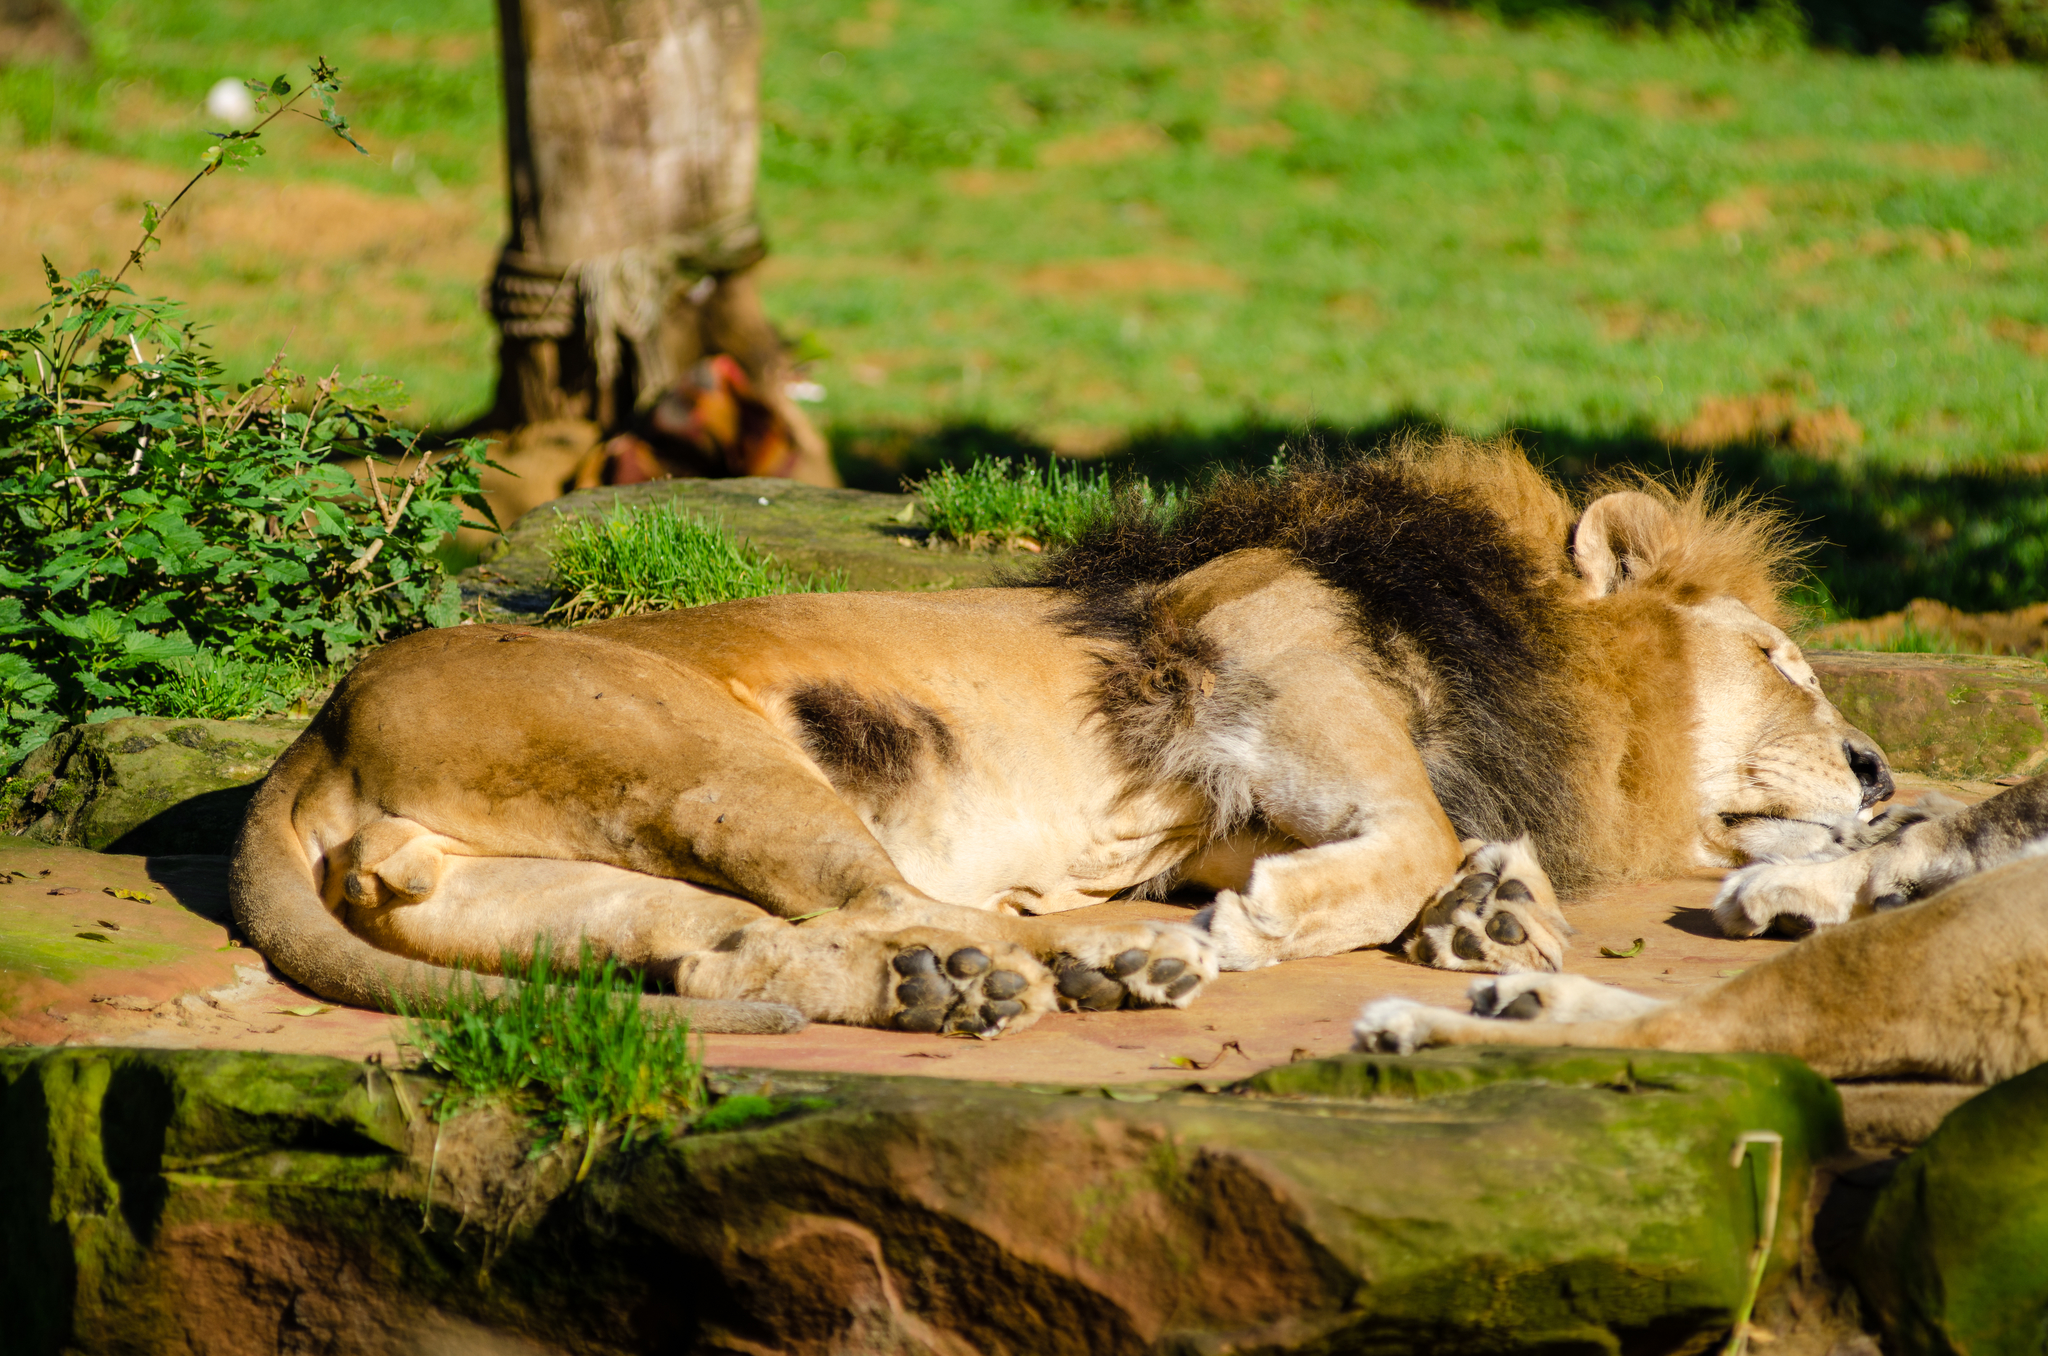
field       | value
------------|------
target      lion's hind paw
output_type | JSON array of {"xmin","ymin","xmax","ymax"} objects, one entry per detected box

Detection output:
[
  {"xmin": 1051, "ymin": 921, "xmax": 1219, "ymax": 1012},
  {"xmin": 1352, "ymin": 998, "xmax": 1440, "ymax": 1055},
  {"xmin": 889, "ymin": 939, "xmax": 1053, "ymax": 1038},
  {"xmin": 1404, "ymin": 837, "xmax": 1570, "ymax": 974},
  {"xmin": 1468, "ymin": 972, "xmax": 1667, "ymax": 1023}
]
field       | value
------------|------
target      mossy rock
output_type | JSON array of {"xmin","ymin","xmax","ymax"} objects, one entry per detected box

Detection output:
[
  {"xmin": 459, "ymin": 476, "xmax": 1008, "ymax": 623},
  {"xmin": 1807, "ymin": 651, "xmax": 2048, "ymax": 782},
  {"xmin": 2, "ymin": 717, "xmax": 308, "ymax": 855},
  {"xmin": 3, "ymin": 1044, "xmax": 1845, "ymax": 1354},
  {"xmin": 1855, "ymin": 1062, "xmax": 2048, "ymax": 1356}
]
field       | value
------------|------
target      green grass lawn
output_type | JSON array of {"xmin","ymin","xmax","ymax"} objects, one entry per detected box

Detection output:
[{"xmin": 3, "ymin": 0, "xmax": 2045, "ymax": 611}]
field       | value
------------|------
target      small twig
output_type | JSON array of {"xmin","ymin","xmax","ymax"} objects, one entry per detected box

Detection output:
[
  {"xmin": 1722, "ymin": 1130, "xmax": 1784, "ymax": 1356},
  {"xmin": 421, "ymin": 1116, "xmax": 444, "ymax": 1230},
  {"xmin": 346, "ymin": 441, "xmax": 441, "ymax": 577},
  {"xmin": 1150, "ymin": 1039, "xmax": 1246, "ymax": 1072}
]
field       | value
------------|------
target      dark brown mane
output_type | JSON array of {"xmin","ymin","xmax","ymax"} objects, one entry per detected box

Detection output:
[{"xmin": 1028, "ymin": 435, "xmax": 1603, "ymax": 886}]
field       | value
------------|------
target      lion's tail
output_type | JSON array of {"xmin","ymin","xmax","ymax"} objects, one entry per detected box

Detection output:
[{"xmin": 227, "ymin": 748, "xmax": 808, "ymax": 1036}]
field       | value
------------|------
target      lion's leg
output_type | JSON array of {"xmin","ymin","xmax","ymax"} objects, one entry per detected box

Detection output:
[
  {"xmin": 339, "ymin": 832, "xmax": 1058, "ymax": 1035},
  {"xmin": 1354, "ymin": 974, "xmax": 1685, "ymax": 1057},
  {"xmin": 1399, "ymin": 837, "xmax": 1575, "ymax": 973},
  {"xmin": 339, "ymin": 835, "xmax": 773, "ymax": 973},
  {"xmin": 1185, "ymin": 653, "xmax": 1465, "ymax": 969},
  {"xmin": 1354, "ymin": 861, "xmax": 2048, "ymax": 1082}
]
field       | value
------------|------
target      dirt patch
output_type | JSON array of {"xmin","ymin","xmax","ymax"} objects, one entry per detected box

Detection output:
[
  {"xmin": 1701, "ymin": 187, "xmax": 1772, "ymax": 233},
  {"xmin": 1634, "ymin": 82, "xmax": 1738, "ymax": 121},
  {"xmin": 1020, "ymin": 256, "xmax": 1241, "ymax": 295},
  {"xmin": 1325, "ymin": 291, "xmax": 1378, "ymax": 323},
  {"xmin": 1223, "ymin": 62, "xmax": 1290, "ymax": 111},
  {"xmin": 1671, "ymin": 392, "xmax": 1864, "ymax": 455},
  {"xmin": 1880, "ymin": 141, "xmax": 1997, "ymax": 175},
  {"xmin": 941, "ymin": 167, "xmax": 1040, "ymax": 198},
  {"xmin": 1037, "ymin": 122, "xmax": 1170, "ymax": 168},
  {"xmin": 1592, "ymin": 303, "xmax": 1702, "ymax": 343},
  {"xmin": 1992, "ymin": 316, "xmax": 2048, "ymax": 357},
  {"xmin": 1860, "ymin": 226, "xmax": 1972, "ymax": 262},
  {"xmin": 1208, "ymin": 121, "xmax": 1295, "ymax": 156}
]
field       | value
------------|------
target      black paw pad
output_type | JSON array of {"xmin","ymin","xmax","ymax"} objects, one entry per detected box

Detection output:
[
  {"xmin": 1148, "ymin": 957, "xmax": 1186, "ymax": 984},
  {"xmin": 896, "ymin": 972, "xmax": 949, "ymax": 1007},
  {"xmin": 1053, "ymin": 956, "xmax": 1124, "ymax": 1011},
  {"xmin": 1485, "ymin": 911, "xmax": 1527, "ymax": 945},
  {"xmin": 983, "ymin": 969, "xmax": 1028, "ymax": 1000},
  {"xmin": 946, "ymin": 947, "xmax": 990, "ymax": 978},
  {"xmin": 894, "ymin": 1006, "xmax": 946, "ymax": 1034},
  {"xmin": 1498, "ymin": 990, "xmax": 1544, "ymax": 1020},
  {"xmin": 1494, "ymin": 878, "xmax": 1534, "ymax": 904},
  {"xmin": 893, "ymin": 947, "xmax": 938, "ymax": 978},
  {"xmin": 1452, "ymin": 928, "xmax": 1488, "ymax": 963},
  {"xmin": 1110, "ymin": 948, "xmax": 1148, "ymax": 977},
  {"xmin": 1766, "ymin": 914, "xmax": 1816, "ymax": 939},
  {"xmin": 1165, "ymin": 972, "xmax": 1199, "ymax": 1001},
  {"xmin": 1450, "ymin": 873, "xmax": 1497, "ymax": 907}
]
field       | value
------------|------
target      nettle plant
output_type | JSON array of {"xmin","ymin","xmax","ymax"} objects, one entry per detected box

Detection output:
[{"xmin": 0, "ymin": 61, "xmax": 491, "ymax": 765}]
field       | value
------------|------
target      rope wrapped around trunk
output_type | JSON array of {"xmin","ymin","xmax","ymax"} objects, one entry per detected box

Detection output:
[{"xmin": 486, "ymin": 211, "xmax": 766, "ymax": 407}]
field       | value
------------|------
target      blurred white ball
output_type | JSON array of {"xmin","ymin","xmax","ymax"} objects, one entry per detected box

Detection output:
[{"xmin": 205, "ymin": 78, "xmax": 256, "ymax": 127}]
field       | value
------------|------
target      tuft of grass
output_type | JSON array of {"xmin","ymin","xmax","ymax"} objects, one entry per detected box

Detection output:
[
  {"xmin": 912, "ymin": 455, "xmax": 1175, "ymax": 549},
  {"xmin": 127, "ymin": 650, "xmax": 320, "ymax": 722},
  {"xmin": 1808, "ymin": 616, "xmax": 1971, "ymax": 654},
  {"xmin": 546, "ymin": 503, "xmax": 847, "ymax": 622},
  {"xmin": 693, "ymin": 1092, "xmax": 836, "ymax": 1134},
  {"xmin": 399, "ymin": 941, "xmax": 706, "ymax": 1179}
]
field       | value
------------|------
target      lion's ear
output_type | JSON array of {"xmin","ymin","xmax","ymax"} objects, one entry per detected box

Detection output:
[{"xmin": 1572, "ymin": 491, "xmax": 1678, "ymax": 598}]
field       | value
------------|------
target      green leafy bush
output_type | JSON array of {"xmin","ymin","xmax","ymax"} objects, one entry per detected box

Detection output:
[
  {"xmin": 546, "ymin": 503, "xmax": 847, "ymax": 621},
  {"xmin": 400, "ymin": 942, "xmax": 706, "ymax": 1178},
  {"xmin": 0, "ymin": 61, "xmax": 490, "ymax": 765},
  {"xmin": 911, "ymin": 455, "xmax": 1176, "ymax": 550},
  {"xmin": 0, "ymin": 277, "xmax": 489, "ymax": 763}
]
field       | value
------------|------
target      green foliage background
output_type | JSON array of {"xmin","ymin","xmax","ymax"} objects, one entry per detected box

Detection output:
[{"xmin": 1, "ymin": 0, "xmax": 2044, "ymax": 616}]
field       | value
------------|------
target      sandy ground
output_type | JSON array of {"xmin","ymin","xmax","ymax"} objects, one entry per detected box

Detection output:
[{"xmin": 0, "ymin": 775, "xmax": 1988, "ymax": 1086}]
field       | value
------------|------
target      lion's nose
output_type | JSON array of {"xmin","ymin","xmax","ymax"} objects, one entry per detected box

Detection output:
[{"xmin": 1845, "ymin": 735, "xmax": 1894, "ymax": 808}]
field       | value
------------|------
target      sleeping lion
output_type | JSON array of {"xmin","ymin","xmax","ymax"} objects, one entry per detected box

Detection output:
[{"xmin": 229, "ymin": 436, "xmax": 1893, "ymax": 1036}]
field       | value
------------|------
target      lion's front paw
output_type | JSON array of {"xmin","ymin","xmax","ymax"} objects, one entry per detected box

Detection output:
[
  {"xmin": 1468, "ymin": 972, "xmax": 1667, "ymax": 1023},
  {"xmin": 1352, "ymin": 998, "xmax": 1441, "ymax": 1054},
  {"xmin": 1404, "ymin": 837, "xmax": 1571, "ymax": 973},
  {"xmin": 888, "ymin": 938, "xmax": 1054, "ymax": 1038},
  {"xmin": 1050, "ymin": 922, "xmax": 1219, "ymax": 1012},
  {"xmin": 1710, "ymin": 856, "xmax": 1862, "ymax": 939}
]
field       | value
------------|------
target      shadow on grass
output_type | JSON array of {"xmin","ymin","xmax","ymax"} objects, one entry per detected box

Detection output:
[
  {"xmin": 833, "ymin": 415, "xmax": 2048, "ymax": 617},
  {"xmin": 1416, "ymin": 0, "xmax": 2004, "ymax": 58}
]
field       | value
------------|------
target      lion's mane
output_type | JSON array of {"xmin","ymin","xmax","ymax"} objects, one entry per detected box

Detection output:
[{"xmin": 1031, "ymin": 434, "xmax": 1803, "ymax": 892}]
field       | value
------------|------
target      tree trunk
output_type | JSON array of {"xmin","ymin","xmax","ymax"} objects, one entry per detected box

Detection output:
[
  {"xmin": 0, "ymin": 0, "xmax": 90, "ymax": 65},
  {"xmin": 487, "ymin": 0, "xmax": 832, "ymax": 483}
]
